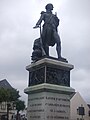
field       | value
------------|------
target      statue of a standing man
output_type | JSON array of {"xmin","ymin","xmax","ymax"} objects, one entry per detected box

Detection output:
[{"xmin": 33, "ymin": 3, "xmax": 61, "ymax": 59}]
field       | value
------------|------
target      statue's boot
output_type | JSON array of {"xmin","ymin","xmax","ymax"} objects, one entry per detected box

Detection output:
[{"xmin": 56, "ymin": 45, "xmax": 61, "ymax": 59}]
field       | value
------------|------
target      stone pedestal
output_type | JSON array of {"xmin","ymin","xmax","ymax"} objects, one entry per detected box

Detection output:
[
  {"xmin": 24, "ymin": 58, "xmax": 75, "ymax": 120},
  {"xmin": 26, "ymin": 58, "xmax": 74, "ymax": 87},
  {"xmin": 24, "ymin": 83, "xmax": 75, "ymax": 120}
]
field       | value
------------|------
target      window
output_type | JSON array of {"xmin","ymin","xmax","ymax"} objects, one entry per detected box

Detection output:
[{"xmin": 1, "ymin": 102, "xmax": 6, "ymax": 110}]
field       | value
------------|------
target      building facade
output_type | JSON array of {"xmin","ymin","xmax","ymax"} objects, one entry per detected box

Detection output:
[
  {"xmin": 70, "ymin": 92, "xmax": 90, "ymax": 120},
  {"xmin": 0, "ymin": 79, "xmax": 16, "ymax": 120},
  {"xmin": 0, "ymin": 102, "xmax": 16, "ymax": 120}
]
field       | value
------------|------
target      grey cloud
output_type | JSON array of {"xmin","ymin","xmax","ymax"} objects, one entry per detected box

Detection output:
[{"xmin": 0, "ymin": 0, "xmax": 90, "ymax": 104}]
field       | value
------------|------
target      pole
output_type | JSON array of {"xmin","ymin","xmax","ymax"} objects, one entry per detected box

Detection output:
[
  {"xmin": 82, "ymin": 115, "xmax": 83, "ymax": 119},
  {"xmin": 7, "ymin": 103, "xmax": 9, "ymax": 120}
]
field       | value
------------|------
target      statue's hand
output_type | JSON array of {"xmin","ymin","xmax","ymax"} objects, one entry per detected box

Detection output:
[{"xmin": 33, "ymin": 25, "xmax": 40, "ymax": 29}]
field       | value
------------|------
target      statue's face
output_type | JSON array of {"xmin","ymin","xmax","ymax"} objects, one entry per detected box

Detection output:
[{"xmin": 45, "ymin": 4, "xmax": 53, "ymax": 11}]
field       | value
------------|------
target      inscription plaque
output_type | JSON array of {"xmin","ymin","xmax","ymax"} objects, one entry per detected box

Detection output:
[{"xmin": 27, "ymin": 92, "xmax": 70, "ymax": 120}]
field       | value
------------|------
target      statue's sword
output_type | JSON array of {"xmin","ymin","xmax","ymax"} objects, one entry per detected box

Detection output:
[{"xmin": 33, "ymin": 25, "xmax": 46, "ymax": 56}]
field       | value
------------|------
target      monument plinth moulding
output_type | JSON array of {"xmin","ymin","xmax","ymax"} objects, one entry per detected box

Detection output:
[{"xmin": 24, "ymin": 3, "xmax": 75, "ymax": 120}]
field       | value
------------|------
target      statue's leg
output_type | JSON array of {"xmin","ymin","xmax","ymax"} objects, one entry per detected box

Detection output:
[
  {"xmin": 54, "ymin": 31, "xmax": 61, "ymax": 59},
  {"xmin": 46, "ymin": 45, "xmax": 49, "ymax": 56},
  {"xmin": 41, "ymin": 29, "xmax": 49, "ymax": 56},
  {"xmin": 43, "ymin": 44, "xmax": 49, "ymax": 56}
]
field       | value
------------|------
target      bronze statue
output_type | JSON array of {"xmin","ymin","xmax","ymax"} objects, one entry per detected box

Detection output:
[{"xmin": 32, "ymin": 3, "xmax": 61, "ymax": 61}]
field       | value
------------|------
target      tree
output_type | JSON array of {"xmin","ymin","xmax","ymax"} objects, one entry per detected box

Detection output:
[
  {"xmin": 0, "ymin": 88, "xmax": 7, "ymax": 102},
  {"xmin": 15, "ymin": 99, "xmax": 25, "ymax": 120},
  {"xmin": 0, "ymin": 88, "xmax": 20, "ymax": 102},
  {"xmin": 0, "ymin": 88, "xmax": 21, "ymax": 120}
]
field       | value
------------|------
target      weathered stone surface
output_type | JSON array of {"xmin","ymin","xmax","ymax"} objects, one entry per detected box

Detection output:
[
  {"xmin": 24, "ymin": 83, "xmax": 75, "ymax": 120},
  {"xmin": 26, "ymin": 58, "xmax": 74, "ymax": 87}
]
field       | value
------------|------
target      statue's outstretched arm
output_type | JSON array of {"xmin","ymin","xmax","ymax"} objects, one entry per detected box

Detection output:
[{"xmin": 33, "ymin": 14, "xmax": 44, "ymax": 29}]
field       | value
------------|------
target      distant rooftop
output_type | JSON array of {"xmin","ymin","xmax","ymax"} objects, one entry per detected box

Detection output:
[
  {"xmin": 0, "ymin": 79, "xmax": 13, "ymax": 89},
  {"xmin": 87, "ymin": 104, "xmax": 90, "ymax": 109}
]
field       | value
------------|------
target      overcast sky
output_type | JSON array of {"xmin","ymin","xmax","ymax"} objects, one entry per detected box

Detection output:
[{"xmin": 0, "ymin": 0, "xmax": 90, "ymax": 105}]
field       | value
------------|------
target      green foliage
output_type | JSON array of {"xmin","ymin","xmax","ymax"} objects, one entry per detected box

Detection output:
[
  {"xmin": 0, "ymin": 88, "xmax": 20, "ymax": 102},
  {"xmin": 0, "ymin": 88, "xmax": 6, "ymax": 102},
  {"xmin": 15, "ymin": 99, "xmax": 25, "ymax": 112},
  {"xmin": 8, "ymin": 88, "xmax": 20, "ymax": 101},
  {"xmin": 0, "ymin": 87, "xmax": 25, "ymax": 113}
]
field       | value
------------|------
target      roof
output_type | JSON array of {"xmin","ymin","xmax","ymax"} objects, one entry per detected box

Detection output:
[
  {"xmin": 87, "ymin": 104, "xmax": 90, "ymax": 109},
  {"xmin": 0, "ymin": 79, "xmax": 13, "ymax": 89}
]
